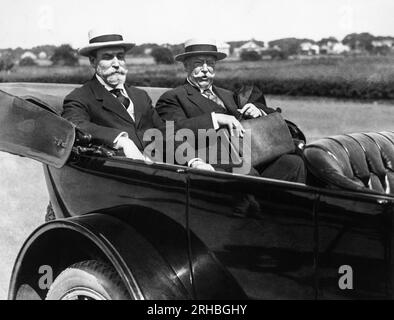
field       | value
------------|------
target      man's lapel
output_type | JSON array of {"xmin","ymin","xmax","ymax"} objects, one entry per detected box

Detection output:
[
  {"xmin": 89, "ymin": 77, "xmax": 135, "ymax": 124},
  {"xmin": 184, "ymin": 83, "xmax": 224, "ymax": 114},
  {"xmin": 213, "ymin": 86, "xmax": 240, "ymax": 118}
]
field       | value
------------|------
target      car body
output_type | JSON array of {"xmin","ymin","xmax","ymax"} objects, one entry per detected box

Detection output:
[{"xmin": 0, "ymin": 82, "xmax": 393, "ymax": 300}]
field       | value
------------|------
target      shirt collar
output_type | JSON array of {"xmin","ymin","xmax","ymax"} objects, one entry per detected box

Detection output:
[
  {"xmin": 96, "ymin": 74, "xmax": 126, "ymax": 93},
  {"xmin": 187, "ymin": 77, "xmax": 213, "ymax": 94}
]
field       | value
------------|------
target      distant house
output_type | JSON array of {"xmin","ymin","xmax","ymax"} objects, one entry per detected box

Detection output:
[
  {"xmin": 299, "ymin": 42, "xmax": 319, "ymax": 55},
  {"xmin": 331, "ymin": 43, "xmax": 350, "ymax": 54},
  {"xmin": 38, "ymin": 51, "xmax": 47, "ymax": 60},
  {"xmin": 371, "ymin": 39, "xmax": 393, "ymax": 48},
  {"xmin": 21, "ymin": 51, "xmax": 37, "ymax": 60},
  {"xmin": 319, "ymin": 39, "xmax": 337, "ymax": 54},
  {"xmin": 240, "ymin": 40, "xmax": 264, "ymax": 51},
  {"xmin": 319, "ymin": 41, "xmax": 350, "ymax": 54},
  {"xmin": 371, "ymin": 38, "xmax": 393, "ymax": 54},
  {"xmin": 233, "ymin": 40, "xmax": 267, "ymax": 58}
]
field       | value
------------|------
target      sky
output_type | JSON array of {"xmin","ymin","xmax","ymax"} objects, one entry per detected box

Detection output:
[{"xmin": 0, "ymin": 0, "xmax": 393, "ymax": 49}]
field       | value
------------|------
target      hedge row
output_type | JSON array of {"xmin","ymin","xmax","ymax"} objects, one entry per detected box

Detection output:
[
  {"xmin": 127, "ymin": 76, "xmax": 394, "ymax": 100},
  {"xmin": 215, "ymin": 78, "xmax": 394, "ymax": 100},
  {"xmin": 2, "ymin": 74, "xmax": 393, "ymax": 100}
]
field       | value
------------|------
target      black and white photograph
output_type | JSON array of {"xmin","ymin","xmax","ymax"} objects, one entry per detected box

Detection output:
[{"xmin": 0, "ymin": 0, "xmax": 393, "ymax": 303}]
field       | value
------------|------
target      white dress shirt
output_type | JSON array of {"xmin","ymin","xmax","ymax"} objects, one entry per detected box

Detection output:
[
  {"xmin": 95, "ymin": 74, "xmax": 135, "ymax": 121},
  {"xmin": 186, "ymin": 77, "xmax": 264, "ymax": 126},
  {"xmin": 95, "ymin": 75, "xmax": 135, "ymax": 146},
  {"xmin": 186, "ymin": 77, "xmax": 222, "ymax": 130}
]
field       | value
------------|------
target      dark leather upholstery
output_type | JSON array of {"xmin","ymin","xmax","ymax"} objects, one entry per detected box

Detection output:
[{"xmin": 303, "ymin": 132, "xmax": 394, "ymax": 195}]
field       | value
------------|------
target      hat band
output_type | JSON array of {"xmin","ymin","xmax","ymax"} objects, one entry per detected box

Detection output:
[
  {"xmin": 185, "ymin": 44, "xmax": 218, "ymax": 53},
  {"xmin": 89, "ymin": 34, "xmax": 123, "ymax": 44}
]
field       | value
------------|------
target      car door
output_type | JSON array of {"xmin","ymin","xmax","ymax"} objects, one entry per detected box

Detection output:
[
  {"xmin": 186, "ymin": 170, "xmax": 317, "ymax": 299},
  {"xmin": 186, "ymin": 168, "xmax": 394, "ymax": 299}
]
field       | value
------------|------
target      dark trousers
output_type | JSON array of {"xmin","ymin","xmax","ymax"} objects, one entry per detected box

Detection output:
[{"xmin": 248, "ymin": 154, "xmax": 306, "ymax": 183}]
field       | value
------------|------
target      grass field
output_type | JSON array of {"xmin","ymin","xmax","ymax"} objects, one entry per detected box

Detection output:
[
  {"xmin": 1, "ymin": 55, "xmax": 394, "ymax": 100},
  {"xmin": 268, "ymin": 95, "xmax": 394, "ymax": 141},
  {"xmin": 0, "ymin": 94, "xmax": 392, "ymax": 299}
]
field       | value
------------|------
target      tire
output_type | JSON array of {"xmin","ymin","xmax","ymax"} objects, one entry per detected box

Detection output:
[{"xmin": 46, "ymin": 260, "xmax": 130, "ymax": 300}]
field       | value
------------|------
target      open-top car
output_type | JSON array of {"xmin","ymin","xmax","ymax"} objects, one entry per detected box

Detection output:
[{"xmin": 0, "ymin": 82, "xmax": 393, "ymax": 300}]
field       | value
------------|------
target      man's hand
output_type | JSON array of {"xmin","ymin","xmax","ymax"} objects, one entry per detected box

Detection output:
[
  {"xmin": 215, "ymin": 113, "xmax": 245, "ymax": 137},
  {"xmin": 187, "ymin": 158, "xmax": 215, "ymax": 171},
  {"xmin": 115, "ymin": 137, "xmax": 146, "ymax": 160},
  {"xmin": 189, "ymin": 159, "xmax": 215, "ymax": 171},
  {"xmin": 239, "ymin": 103, "xmax": 263, "ymax": 119}
]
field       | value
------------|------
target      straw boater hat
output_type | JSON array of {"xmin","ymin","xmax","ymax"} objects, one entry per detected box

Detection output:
[
  {"xmin": 175, "ymin": 38, "xmax": 227, "ymax": 62},
  {"xmin": 78, "ymin": 29, "xmax": 135, "ymax": 57}
]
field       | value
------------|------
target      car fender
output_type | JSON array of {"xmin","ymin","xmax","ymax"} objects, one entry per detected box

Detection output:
[{"xmin": 8, "ymin": 212, "xmax": 193, "ymax": 300}]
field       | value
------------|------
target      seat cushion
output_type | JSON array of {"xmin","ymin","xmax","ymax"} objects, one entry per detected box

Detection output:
[{"xmin": 303, "ymin": 132, "xmax": 394, "ymax": 194}]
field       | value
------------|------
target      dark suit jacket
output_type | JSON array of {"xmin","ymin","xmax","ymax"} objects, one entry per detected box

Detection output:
[
  {"xmin": 62, "ymin": 77, "xmax": 164, "ymax": 150},
  {"xmin": 155, "ymin": 83, "xmax": 275, "ymax": 135}
]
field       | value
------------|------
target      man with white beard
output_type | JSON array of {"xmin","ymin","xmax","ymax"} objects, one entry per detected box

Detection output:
[{"xmin": 62, "ymin": 29, "xmax": 212, "ymax": 170}]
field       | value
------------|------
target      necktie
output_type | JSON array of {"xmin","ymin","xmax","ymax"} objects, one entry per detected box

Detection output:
[
  {"xmin": 110, "ymin": 88, "xmax": 130, "ymax": 109},
  {"xmin": 203, "ymin": 88, "xmax": 225, "ymax": 109}
]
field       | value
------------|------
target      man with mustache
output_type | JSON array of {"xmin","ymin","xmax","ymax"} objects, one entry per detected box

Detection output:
[
  {"xmin": 156, "ymin": 39, "xmax": 305, "ymax": 182},
  {"xmin": 62, "ymin": 30, "xmax": 212, "ymax": 170}
]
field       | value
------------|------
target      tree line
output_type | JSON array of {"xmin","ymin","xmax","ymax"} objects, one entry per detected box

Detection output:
[{"xmin": 1, "ymin": 32, "xmax": 393, "ymax": 71}]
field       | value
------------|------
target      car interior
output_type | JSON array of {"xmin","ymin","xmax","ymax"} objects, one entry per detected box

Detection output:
[
  {"xmin": 20, "ymin": 91, "xmax": 394, "ymax": 197},
  {"xmin": 304, "ymin": 131, "xmax": 394, "ymax": 195}
]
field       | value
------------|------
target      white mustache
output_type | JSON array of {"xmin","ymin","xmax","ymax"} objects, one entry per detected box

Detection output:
[
  {"xmin": 195, "ymin": 71, "xmax": 214, "ymax": 78},
  {"xmin": 108, "ymin": 69, "xmax": 127, "ymax": 76},
  {"xmin": 100, "ymin": 66, "xmax": 127, "ymax": 77},
  {"xmin": 196, "ymin": 73, "xmax": 214, "ymax": 79}
]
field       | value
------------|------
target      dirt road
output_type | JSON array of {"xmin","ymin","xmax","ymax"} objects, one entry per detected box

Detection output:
[{"xmin": 0, "ymin": 153, "xmax": 47, "ymax": 300}]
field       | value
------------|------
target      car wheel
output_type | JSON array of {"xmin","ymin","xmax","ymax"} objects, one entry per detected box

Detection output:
[{"xmin": 46, "ymin": 260, "xmax": 129, "ymax": 300}]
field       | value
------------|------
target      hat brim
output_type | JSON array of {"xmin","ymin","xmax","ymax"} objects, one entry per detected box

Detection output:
[
  {"xmin": 175, "ymin": 51, "xmax": 227, "ymax": 62},
  {"xmin": 78, "ymin": 41, "xmax": 135, "ymax": 56}
]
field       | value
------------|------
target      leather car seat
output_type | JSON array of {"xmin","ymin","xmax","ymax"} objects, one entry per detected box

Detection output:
[{"xmin": 303, "ymin": 132, "xmax": 394, "ymax": 195}]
